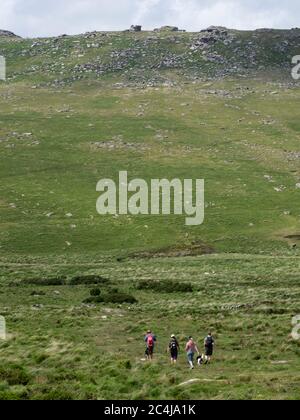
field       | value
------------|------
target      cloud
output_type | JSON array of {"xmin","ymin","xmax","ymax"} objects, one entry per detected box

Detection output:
[
  {"xmin": 0, "ymin": 0, "xmax": 299, "ymax": 38},
  {"xmin": 133, "ymin": 0, "xmax": 161, "ymax": 23}
]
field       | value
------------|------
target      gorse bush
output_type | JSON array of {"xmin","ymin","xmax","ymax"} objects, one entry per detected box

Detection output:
[
  {"xmin": 136, "ymin": 280, "xmax": 193, "ymax": 293},
  {"xmin": 104, "ymin": 292, "xmax": 137, "ymax": 304},
  {"xmin": 83, "ymin": 296, "xmax": 104, "ymax": 304},
  {"xmin": 83, "ymin": 291, "xmax": 137, "ymax": 304},
  {"xmin": 69, "ymin": 275, "xmax": 109, "ymax": 286},
  {"xmin": 22, "ymin": 275, "xmax": 109, "ymax": 287},
  {"xmin": 90, "ymin": 288, "xmax": 101, "ymax": 296},
  {"xmin": 30, "ymin": 290, "xmax": 46, "ymax": 296},
  {"xmin": 23, "ymin": 277, "xmax": 66, "ymax": 286},
  {"xmin": 0, "ymin": 365, "xmax": 32, "ymax": 386}
]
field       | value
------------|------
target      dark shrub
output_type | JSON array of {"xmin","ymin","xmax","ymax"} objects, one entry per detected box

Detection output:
[
  {"xmin": 83, "ymin": 292, "xmax": 137, "ymax": 305},
  {"xmin": 0, "ymin": 365, "xmax": 32, "ymax": 386},
  {"xmin": 69, "ymin": 275, "xmax": 109, "ymax": 286},
  {"xmin": 137, "ymin": 280, "xmax": 193, "ymax": 293},
  {"xmin": 106, "ymin": 287, "xmax": 119, "ymax": 294},
  {"xmin": 83, "ymin": 296, "xmax": 104, "ymax": 304},
  {"xmin": 23, "ymin": 277, "xmax": 66, "ymax": 286},
  {"xmin": 30, "ymin": 290, "xmax": 46, "ymax": 296},
  {"xmin": 34, "ymin": 353, "xmax": 49, "ymax": 364},
  {"xmin": 90, "ymin": 288, "xmax": 101, "ymax": 297},
  {"xmin": 124, "ymin": 360, "xmax": 132, "ymax": 370},
  {"xmin": 103, "ymin": 292, "xmax": 137, "ymax": 304}
]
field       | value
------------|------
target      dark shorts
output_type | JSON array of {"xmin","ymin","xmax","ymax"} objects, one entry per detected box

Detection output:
[
  {"xmin": 205, "ymin": 346, "xmax": 213, "ymax": 356},
  {"xmin": 146, "ymin": 346, "xmax": 154, "ymax": 356},
  {"xmin": 171, "ymin": 349, "xmax": 178, "ymax": 360}
]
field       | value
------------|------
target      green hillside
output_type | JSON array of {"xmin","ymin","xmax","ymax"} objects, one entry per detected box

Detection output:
[{"xmin": 0, "ymin": 28, "xmax": 300, "ymax": 257}]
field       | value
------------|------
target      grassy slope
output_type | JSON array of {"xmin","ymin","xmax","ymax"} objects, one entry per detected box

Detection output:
[
  {"xmin": 0, "ymin": 79, "xmax": 300, "ymax": 256},
  {"xmin": 0, "ymin": 30, "xmax": 300, "ymax": 400}
]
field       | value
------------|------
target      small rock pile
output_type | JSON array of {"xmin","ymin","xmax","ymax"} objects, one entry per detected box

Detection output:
[
  {"xmin": 91, "ymin": 138, "xmax": 150, "ymax": 152},
  {"xmin": 191, "ymin": 26, "xmax": 234, "ymax": 51},
  {"xmin": 129, "ymin": 25, "xmax": 142, "ymax": 32}
]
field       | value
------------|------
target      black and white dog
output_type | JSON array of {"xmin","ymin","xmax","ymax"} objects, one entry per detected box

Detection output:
[{"xmin": 197, "ymin": 354, "xmax": 204, "ymax": 366}]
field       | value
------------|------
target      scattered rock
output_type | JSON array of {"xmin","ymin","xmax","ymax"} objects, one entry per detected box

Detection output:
[
  {"xmin": 287, "ymin": 152, "xmax": 300, "ymax": 161},
  {"xmin": 264, "ymin": 175, "xmax": 273, "ymax": 182},
  {"xmin": 179, "ymin": 378, "xmax": 229, "ymax": 387},
  {"xmin": 202, "ymin": 52, "xmax": 225, "ymax": 64},
  {"xmin": 271, "ymin": 360, "xmax": 289, "ymax": 365},
  {"xmin": 274, "ymin": 186, "xmax": 286, "ymax": 192},
  {"xmin": 31, "ymin": 304, "xmax": 44, "ymax": 310},
  {"xmin": 1, "ymin": 27, "xmax": 300, "ymax": 86},
  {"xmin": 91, "ymin": 138, "xmax": 150, "ymax": 152},
  {"xmin": 178, "ymin": 379, "xmax": 201, "ymax": 387}
]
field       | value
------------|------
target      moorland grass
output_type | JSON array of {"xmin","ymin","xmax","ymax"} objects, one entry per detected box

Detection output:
[{"xmin": 0, "ymin": 255, "xmax": 299, "ymax": 400}]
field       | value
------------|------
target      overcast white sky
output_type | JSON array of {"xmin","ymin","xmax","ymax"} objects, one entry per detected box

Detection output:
[{"xmin": 1, "ymin": 0, "xmax": 300, "ymax": 38}]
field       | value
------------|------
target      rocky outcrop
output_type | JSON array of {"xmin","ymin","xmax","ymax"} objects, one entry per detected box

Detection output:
[
  {"xmin": 0, "ymin": 29, "xmax": 20, "ymax": 38},
  {"xmin": 2, "ymin": 27, "xmax": 300, "ymax": 87},
  {"xmin": 129, "ymin": 25, "xmax": 142, "ymax": 32},
  {"xmin": 201, "ymin": 26, "xmax": 228, "ymax": 33},
  {"xmin": 154, "ymin": 26, "xmax": 179, "ymax": 32},
  {"xmin": 191, "ymin": 26, "xmax": 234, "ymax": 51}
]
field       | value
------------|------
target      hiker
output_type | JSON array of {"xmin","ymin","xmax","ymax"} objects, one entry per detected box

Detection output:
[
  {"xmin": 204, "ymin": 332, "xmax": 215, "ymax": 364},
  {"xmin": 144, "ymin": 330, "xmax": 157, "ymax": 360},
  {"xmin": 185, "ymin": 337, "xmax": 200, "ymax": 369},
  {"xmin": 168, "ymin": 335, "xmax": 180, "ymax": 364}
]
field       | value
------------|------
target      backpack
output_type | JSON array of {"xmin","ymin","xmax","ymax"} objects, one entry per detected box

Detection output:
[
  {"xmin": 170, "ymin": 339, "xmax": 177, "ymax": 350},
  {"xmin": 147, "ymin": 335, "xmax": 154, "ymax": 348},
  {"xmin": 205, "ymin": 336, "xmax": 213, "ymax": 347}
]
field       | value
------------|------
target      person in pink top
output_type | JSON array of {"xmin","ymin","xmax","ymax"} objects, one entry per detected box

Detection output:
[
  {"xmin": 144, "ymin": 330, "xmax": 157, "ymax": 360},
  {"xmin": 185, "ymin": 336, "xmax": 200, "ymax": 369}
]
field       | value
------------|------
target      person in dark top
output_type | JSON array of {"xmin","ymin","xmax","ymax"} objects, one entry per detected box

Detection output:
[
  {"xmin": 168, "ymin": 335, "xmax": 180, "ymax": 364},
  {"xmin": 204, "ymin": 332, "xmax": 215, "ymax": 364}
]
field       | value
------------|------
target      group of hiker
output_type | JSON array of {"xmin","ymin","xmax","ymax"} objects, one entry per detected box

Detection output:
[{"xmin": 144, "ymin": 330, "xmax": 215, "ymax": 369}]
